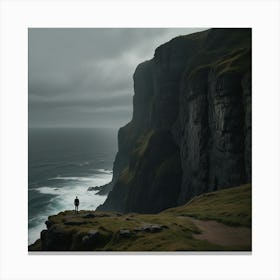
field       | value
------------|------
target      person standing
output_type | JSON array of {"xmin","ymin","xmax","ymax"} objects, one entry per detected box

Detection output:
[{"xmin": 74, "ymin": 196, "xmax": 79, "ymax": 214}]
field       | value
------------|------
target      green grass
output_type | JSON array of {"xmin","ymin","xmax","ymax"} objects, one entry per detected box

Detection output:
[
  {"xmin": 165, "ymin": 184, "xmax": 251, "ymax": 227},
  {"xmin": 187, "ymin": 47, "xmax": 251, "ymax": 85},
  {"xmin": 133, "ymin": 129, "xmax": 154, "ymax": 158},
  {"xmin": 116, "ymin": 130, "xmax": 155, "ymax": 187},
  {"xmin": 117, "ymin": 130, "xmax": 154, "ymax": 187},
  {"xmin": 215, "ymin": 47, "xmax": 251, "ymax": 77},
  {"xmin": 118, "ymin": 167, "xmax": 134, "ymax": 185},
  {"xmin": 185, "ymin": 28, "xmax": 251, "ymax": 85}
]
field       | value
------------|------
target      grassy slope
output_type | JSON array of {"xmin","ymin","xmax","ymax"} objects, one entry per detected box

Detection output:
[
  {"xmin": 29, "ymin": 184, "xmax": 251, "ymax": 251},
  {"xmin": 165, "ymin": 184, "xmax": 251, "ymax": 227}
]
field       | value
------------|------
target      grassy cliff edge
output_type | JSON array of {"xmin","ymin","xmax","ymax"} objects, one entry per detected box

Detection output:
[{"xmin": 29, "ymin": 184, "xmax": 251, "ymax": 251}]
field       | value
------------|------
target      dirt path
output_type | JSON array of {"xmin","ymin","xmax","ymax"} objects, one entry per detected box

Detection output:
[{"xmin": 182, "ymin": 217, "xmax": 251, "ymax": 248}]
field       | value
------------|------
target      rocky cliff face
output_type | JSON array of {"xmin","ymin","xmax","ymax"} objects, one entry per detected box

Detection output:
[{"xmin": 98, "ymin": 28, "xmax": 251, "ymax": 213}]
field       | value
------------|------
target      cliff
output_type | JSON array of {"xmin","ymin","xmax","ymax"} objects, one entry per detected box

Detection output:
[
  {"xmin": 29, "ymin": 184, "xmax": 251, "ymax": 251},
  {"xmin": 98, "ymin": 28, "xmax": 252, "ymax": 213}
]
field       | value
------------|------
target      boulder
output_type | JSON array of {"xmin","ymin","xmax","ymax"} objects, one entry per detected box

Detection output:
[
  {"xmin": 64, "ymin": 220, "xmax": 87, "ymax": 226},
  {"xmin": 118, "ymin": 229, "xmax": 131, "ymax": 237},
  {"xmin": 41, "ymin": 225, "xmax": 72, "ymax": 251},
  {"xmin": 87, "ymin": 186, "xmax": 100, "ymax": 191},
  {"xmin": 82, "ymin": 213, "xmax": 95, "ymax": 219},
  {"xmin": 81, "ymin": 230, "xmax": 100, "ymax": 247},
  {"xmin": 45, "ymin": 220, "xmax": 54, "ymax": 229},
  {"xmin": 134, "ymin": 224, "xmax": 168, "ymax": 233}
]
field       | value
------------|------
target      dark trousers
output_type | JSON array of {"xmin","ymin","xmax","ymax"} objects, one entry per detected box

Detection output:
[{"xmin": 75, "ymin": 205, "xmax": 79, "ymax": 213}]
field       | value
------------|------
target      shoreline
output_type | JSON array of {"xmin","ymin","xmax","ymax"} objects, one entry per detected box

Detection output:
[{"xmin": 28, "ymin": 173, "xmax": 111, "ymax": 245}]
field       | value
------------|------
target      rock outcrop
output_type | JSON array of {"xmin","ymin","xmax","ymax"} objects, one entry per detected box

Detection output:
[{"xmin": 98, "ymin": 28, "xmax": 251, "ymax": 213}]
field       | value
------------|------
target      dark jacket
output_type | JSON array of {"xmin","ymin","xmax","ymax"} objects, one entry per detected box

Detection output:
[{"xmin": 74, "ymin": 198, "xmax": 79, "ymax": 206}]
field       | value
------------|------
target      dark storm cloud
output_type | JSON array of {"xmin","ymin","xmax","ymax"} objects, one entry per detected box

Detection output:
[
  {"xmin": 28, "ymin": 28, "xmax": 206, "ymax": 128},
  {"xmin": 30, "ymin": 92, "xmax": 132, "ymax": 110}
]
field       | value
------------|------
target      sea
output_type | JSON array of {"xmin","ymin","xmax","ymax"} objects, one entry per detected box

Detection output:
[{"xmin": 28, "ymin": 127, "xmax": 117, "ymax": 245}]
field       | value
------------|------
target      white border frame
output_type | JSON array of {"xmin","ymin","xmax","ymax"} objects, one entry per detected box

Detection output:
[{"xmin": 1, "ymin": 0, "xmax": 280, "ymax": 279}]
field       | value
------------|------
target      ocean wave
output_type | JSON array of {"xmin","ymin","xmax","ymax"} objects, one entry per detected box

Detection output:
[
  {"xmin": 57, "ymin": 161, "xmax": 92, "ymax": 168},
  {"xmin": 78, "ymin": 161, "xmax": 90, "ymax": 166},
  {"xmin": 29, "ymin": 171, "xmax": 113, "ymax": 245},
  {"xmin": 36, "ymin": 186, "xmax": 63, "ymax": 195},
  {"xmin": 28, "ymin": 220, "xmax": 47, "ymax": 245},
  {"xmin": 29, "ymin": 183, "xmax": 109, "ymax": 245},
  {"xmin": 93, "ymin": 168, "xmax": 113, "ymax": 174},
  {"xmin": 48, "ymin": 176, "xmax": 94, "ymax": 181}
]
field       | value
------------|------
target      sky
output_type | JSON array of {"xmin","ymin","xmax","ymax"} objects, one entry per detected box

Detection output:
[{"xmin": 28, "ymin": 28, "xmax": 206, "ymax": 129}]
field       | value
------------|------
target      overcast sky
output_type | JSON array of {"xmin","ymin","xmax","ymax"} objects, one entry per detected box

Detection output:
[{"xmin": 28, "ymin": 28, "xmax": 206, "ymax": 129}]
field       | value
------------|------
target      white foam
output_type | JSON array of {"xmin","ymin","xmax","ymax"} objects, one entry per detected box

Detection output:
[
  {"xmin": 94, "ymin": 168, "xmax": 113, "ymax": 174},
  {"xmin": 48, "ymin": 176, "xmax": 93, "ymax": 181},
  {"xmin": 28, "ymin": 217, "xmax": 46, "ymax": 245},
  {"xmin": 78, "ymin": 161, "xmax": 90, "ymax": 166},
  {"xmin": 29, "ymin": 172, "xmax": 112, "ymax": 245},
  {"xmin": 36, "ymin": 186, "xmax": 62, "ymax": 195}
]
